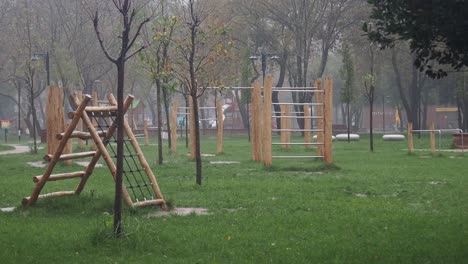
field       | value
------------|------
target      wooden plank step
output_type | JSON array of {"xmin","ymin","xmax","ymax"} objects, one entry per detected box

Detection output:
[
  {"xmin": 43, "ymin": 151, "xmax": 96, "ymax": 162},
  {"xmin": 22, "ymin": 191, "xmax": 75, "ymax": 205},
  {"xmin": 85, "ymin": 106, "xmax": 117, "ymax": 112},
  {"xmin": 56, "ymin": 130, "xmax": 108, "ymax": 140},
  {"xmin": 132, "ymin": 199, "xmax": 165, "ymax": 208},
  {"xmin": 33, "ymin": 171, "xmax": 85, "ymax": 183}
]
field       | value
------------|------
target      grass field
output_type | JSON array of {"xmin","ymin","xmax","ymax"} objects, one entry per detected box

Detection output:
[
  {"xmin": 0, "ymin": 134, "xmax": 467, "ymax": 263},
  {"xmin": 0, "ymin": 144, "xmax": 14, "ymax": 151}
]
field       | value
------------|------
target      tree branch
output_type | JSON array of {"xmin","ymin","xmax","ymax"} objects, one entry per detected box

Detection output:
[{"xmin": 92, "ymin": 10, "xmax": 117, "ymax": 64}]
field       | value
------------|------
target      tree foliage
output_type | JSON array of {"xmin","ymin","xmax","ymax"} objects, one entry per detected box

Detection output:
[{"xmin": 364, "ymin": 0, "xmax": 468, "ymax": 78}]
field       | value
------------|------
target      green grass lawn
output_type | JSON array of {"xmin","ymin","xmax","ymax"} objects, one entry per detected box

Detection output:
[
  {"xmin": 0, "ymin": 144, "xmax": 14, "ymax": 151},
  {"xmin": 0, "ymin": 134, "xmax": 467, "ymax": 263}
]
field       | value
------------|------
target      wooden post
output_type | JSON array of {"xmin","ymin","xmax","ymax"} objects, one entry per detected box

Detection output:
[
  {"xmin": 46, "ymin": 87, "xmax": 64, "ymax": 154},
  {"xmin": 63, "ymin": 123, "xmax": 73, "ymax": 166},
  {"xmin": 285, "ymin": 104, "xmax": 291, "ymax": 148},
  {"xmin": 143, "ymin": 119, "xmax": 149, "ymax": 146},
  {"xmin": 217, "ymin": 99, "xmax": 224, "ymax": 154},
  {"xmin": 251, "ymin": 80, "xmax": 262, "ymax": 162},
  {"xmin": 263, "ymin": 76, "xmax": 273, "ymax": 166},
  {"xmin": 280, "ymin": 104, "xmax": 290, "ymax": 149},
  {"xmin": 280, "ymin": 104, "xmax": 286, "ymax": 148},
  {"xmin": 304, "ymin": 102, "xmax": 311, "ymax": 149},
  {"xmin": 315, "ymin": 80, "xmax": 324, "ymax": 156},
  {"xmin": 171, "ymin": 100, "xmax": 179, "ymax": 154},
  {"xmin": 189, "ymin": 96, "xmax": 196, "ymax": 160},
  {"xmin": 91, "ymin": 91, "xmax": 99, "ymax": 150},
  {"xmin": 46, "ymin": 87, "xmax": 72, "ymax": 164},
  {"xmin": 430, "ymin": 122, "xmax": 436, "ymax": 155},
  {"xmin": 407, "ymin": 123, "xmax": 414, "ymax": 154},
  {"xmin": 323, "ymin": 77, "xmax": 333, "ymax": 164},
  {"xmin": 76, "ymin": 91, "xmax": 85, "ymax": 148}
]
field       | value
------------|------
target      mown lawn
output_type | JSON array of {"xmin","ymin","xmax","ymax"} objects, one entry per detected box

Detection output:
[{"xmin": 0, "ymin": 134, "xmax": 467, "ymax": 263}]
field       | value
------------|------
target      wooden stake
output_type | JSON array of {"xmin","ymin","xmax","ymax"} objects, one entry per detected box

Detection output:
[
  {"xmin": 315, "ymin": 80, "xmax": 324, "ymax": 156},
  {"xmin": 217, "ymin": 99, "xmax": 224, "ymax": 154},
  {"xmin": 280, "ymin": 104, "xmax": 286, "ymax": 147},
  {"xmin": 144, "ymin": 119, "xmax": 149, "ymax": 146},
  {"xmin": 76, "ymin": 91, "xmax": 85, "ymax": 148},
  {"xmin": 251, "ymin": 80, "xmax": 262, "ymax": 162},
  {"xmin": 304, "ymin": 102, "xmax": 311, "ymax": 149},
  {"xmin": 171, "ymin": 100, "xmax": 179, "ymax": 154},
  {"xmin": 430, "ymin": 122, "xmax": 436, "ymax": 155},
  {"xmin": 63, "ymin": 123, "xmax": 73, "ymax": 166},
  {"xmin": 91, "ymin": 91, "xmax": 99, "ymax": 150},
  {"xmin": 323, "ymin": 77, "xmax": 333, "ymax": 164},
  {"xmin": 263, "ymin": 77, "xmax": 273, "ymax": 167},
  {"xmin": 407, "ymin": 123, "xmax": 414, "ymax": 154},
  {"xmin": 46, "ymin": 87, "xmax": 72, "ymax": 165},
  {"xmin": 285, "ymin": 104, "xmax": 291, "ymax": 148},
  {"xmin": 280, "ymin": 105, "xmax": 290, "ymax": 149}
]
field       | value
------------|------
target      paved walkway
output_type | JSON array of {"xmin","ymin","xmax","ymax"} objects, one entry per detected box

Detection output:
[{"xmin": 0, "ymin": 144, "xmax": 30, "ymax": 155}]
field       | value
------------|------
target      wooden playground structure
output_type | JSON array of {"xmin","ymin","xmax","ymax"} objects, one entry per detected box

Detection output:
[
  {"xmin": 169, "ymin": 76, "xmax": 334, "ymax": 166},
  {"xmin": 22, "ymin": 91, "xmax": 166, "ymax": 208},
  {"xmin": 252, "ymin": 76, "xmax": 334, "ymax": 166}
]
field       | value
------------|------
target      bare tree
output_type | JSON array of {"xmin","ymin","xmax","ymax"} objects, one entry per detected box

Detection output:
[
  {"xmin": 87, "ymin": 0, "xmax": 152, "ymax": 236},
  {"xmin": 173, "ymin": 0, "xmax": 231, "ymax": 185}
]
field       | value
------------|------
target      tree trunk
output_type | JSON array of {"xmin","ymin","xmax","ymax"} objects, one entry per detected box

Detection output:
[
  {"xmin": 347, "ymin": 102, "xmax": 350, "ymax": 142},
  {"xmin": 114, "ymin": 60, "xmax": 125, "ymax": 236},
  {"xmin": 191, "ymin": 93, "xmax": 202, "ymax": 185},
  {"xmin": 156, "ymin": 79, "xmax": 163, "ymax": 165},
  {"xmin": 162, "ymin": 87, "xmax": 172, "ymax": 149}
]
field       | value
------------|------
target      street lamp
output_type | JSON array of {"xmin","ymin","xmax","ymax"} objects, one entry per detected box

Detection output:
[
  {"xmin": 250, "ymin": 49, "xmax": 277, "ymax": 86},
  {"xmin": 31, "ymin": 52, "xmax": 50, "ymax": 86}
]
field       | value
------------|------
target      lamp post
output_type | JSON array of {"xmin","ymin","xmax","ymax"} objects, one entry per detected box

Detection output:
[
  {"xmin": 250, "ymin": 49, "xmax": 278, "ymax": 86},
  {"xmin": 17, "ymin": 80, "xmax": 22, "ymax": 142},
  {"xmin": 31, "ymin": 52, "xmax": 50, "ymax": 86}
]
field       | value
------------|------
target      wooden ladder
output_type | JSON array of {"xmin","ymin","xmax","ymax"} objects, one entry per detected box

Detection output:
[{"xmin": 22, "ymin": 93, "xmax": 166, "ymax": 209}]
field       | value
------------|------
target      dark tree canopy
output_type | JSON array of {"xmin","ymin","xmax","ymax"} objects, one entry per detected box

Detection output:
[{"xmin": 364, "ymin": 0, "xmax": 468, "ymax": 78}]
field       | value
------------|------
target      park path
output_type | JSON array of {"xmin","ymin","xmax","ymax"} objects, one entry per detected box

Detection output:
[{"xmin": 0, "ymin": 144, "xmax": 30, "ymax": 155}]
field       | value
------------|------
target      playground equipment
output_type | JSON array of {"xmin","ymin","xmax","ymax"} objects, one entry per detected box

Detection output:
[
  {"xmin": 253, "ymin": 76, "xmax": 333, "ymax": 166},
  {"xmin": 407, "ymin": 122, "xmax": 464, "ymax": 154},
  {"xmin": 382, "ymin": 134, "xmax": 405, "ymax": 141},
  {"xmin": 172, "ymin": 102, "xmax": 226, "ymax": 156},
  {"xmin": 22, "ymin": 93, "xmax": 166, "ymax": 208},
  {"xmin": 336, "ymin": 134, "xmax": 360, "ymax": 141}
]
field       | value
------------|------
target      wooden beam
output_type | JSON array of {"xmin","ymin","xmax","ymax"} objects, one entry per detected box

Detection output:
[
  {"xmin": 33, "ymin": 171, "xmax": 85, "ymax": 183},
  {"xmin": 56, "ymin": 130, "xmax": 108, "ymax": 140},
  {"xmin": 43, "ymin": 151, "xmax": 96, "ymax": 162},
  {"xmin": 132, "ymin": 199, "xmax": 165, "ymax": 207}
]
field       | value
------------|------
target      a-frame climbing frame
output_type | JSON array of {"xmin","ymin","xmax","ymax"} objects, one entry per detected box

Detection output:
[{"xmin": 22, "ymin": 93, "xmax": 166, "ymax": 209}]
